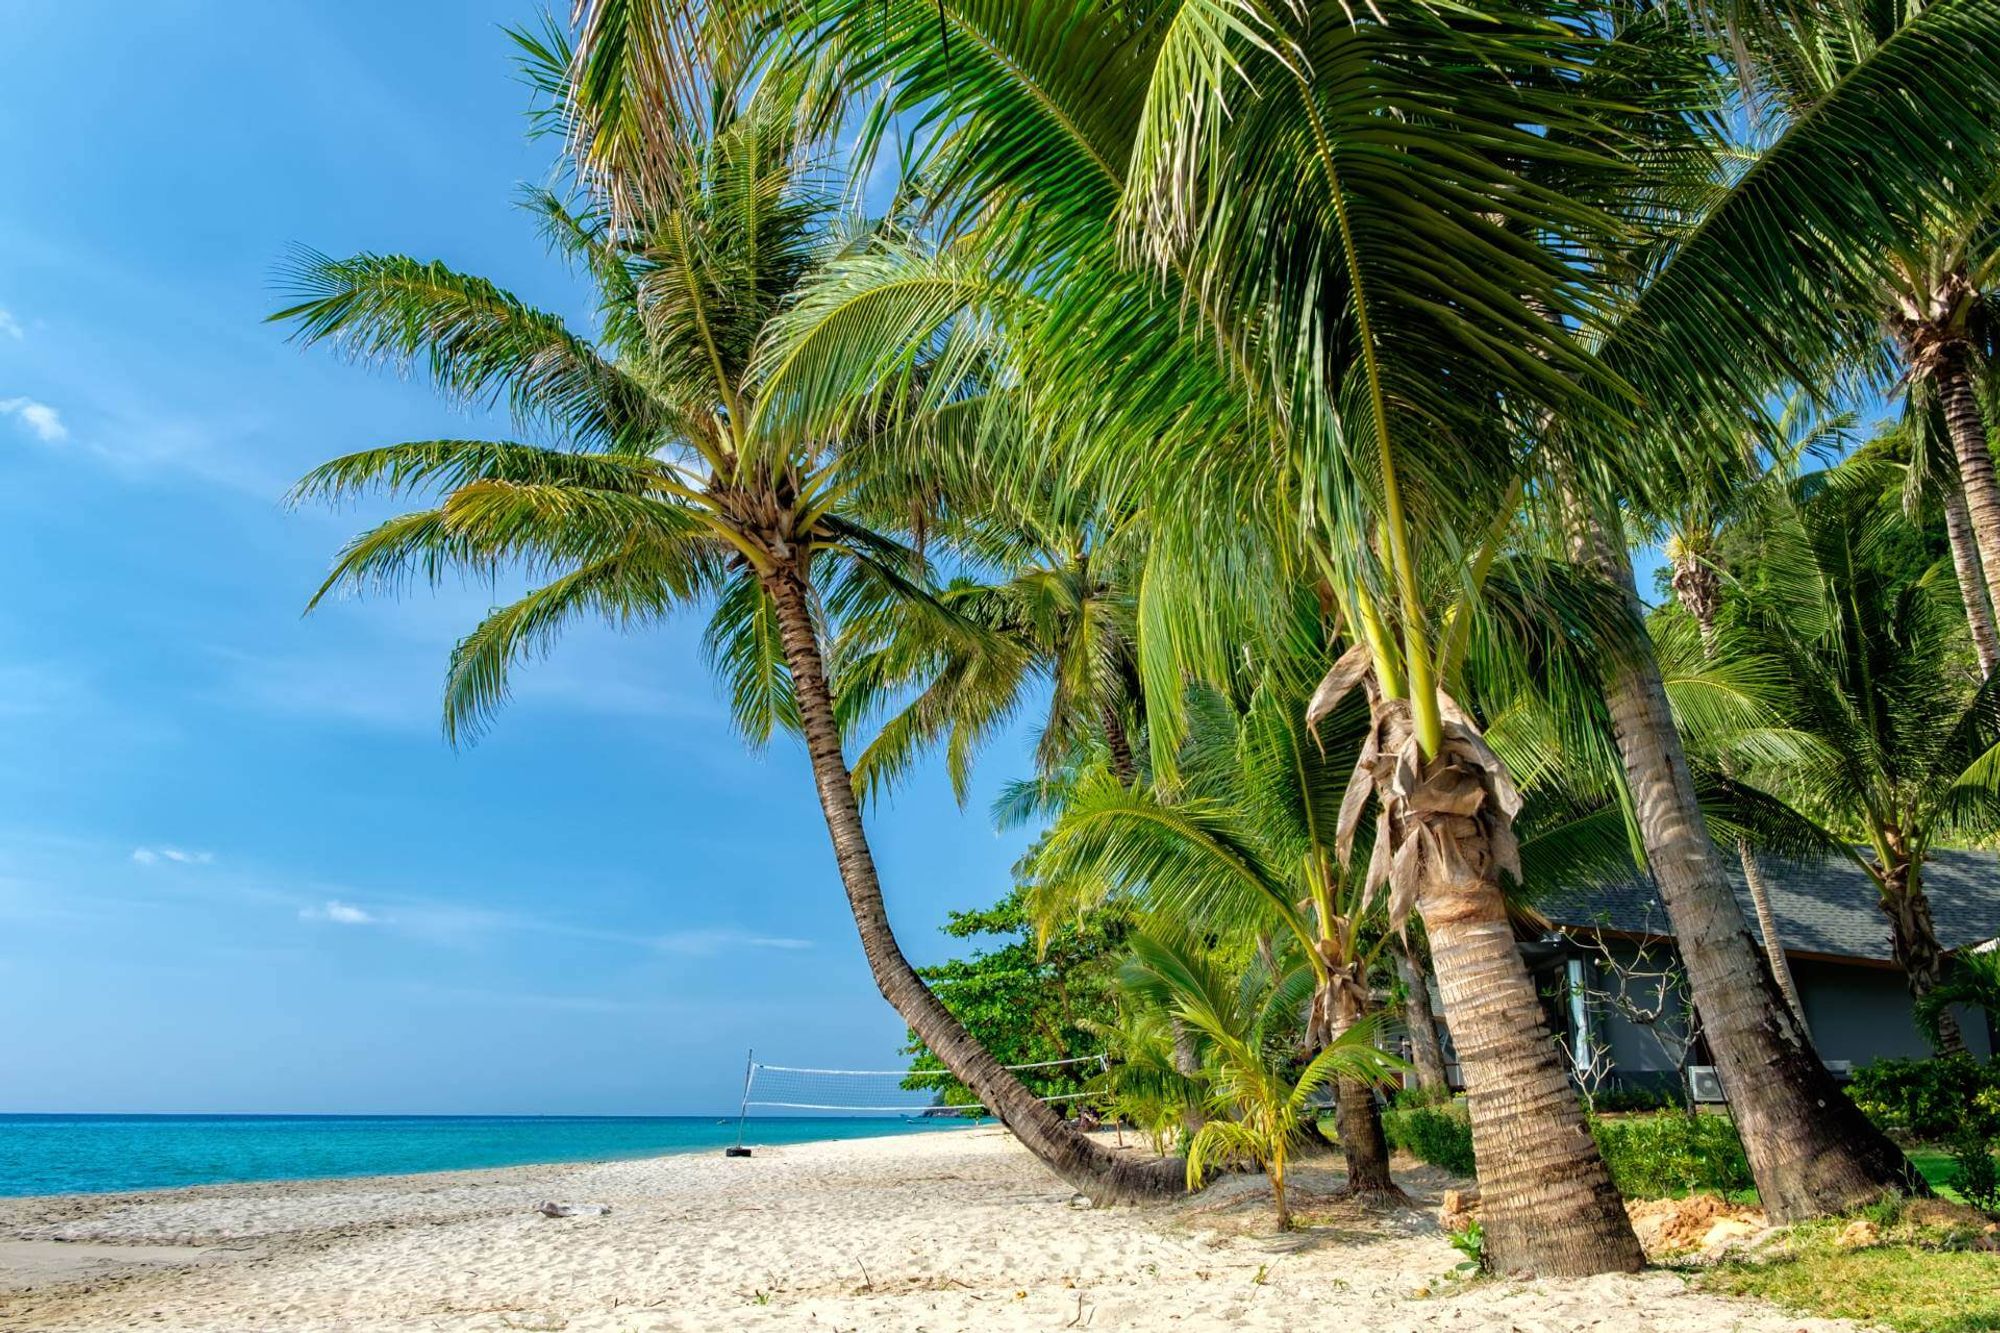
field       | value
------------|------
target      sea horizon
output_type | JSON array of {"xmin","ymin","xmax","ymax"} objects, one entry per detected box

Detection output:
[{"xmin": 0, "ymin": 1112, "xmax": 979, "ymax": 1199}]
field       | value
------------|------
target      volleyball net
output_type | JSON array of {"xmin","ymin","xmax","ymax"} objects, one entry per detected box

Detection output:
[{"xmin": 727, "ymin": 1051, "xmax": 1108, "ymax": 1150}]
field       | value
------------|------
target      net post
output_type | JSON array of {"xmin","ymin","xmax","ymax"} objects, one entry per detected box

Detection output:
[{"xmin": 725, "ymin": 1048, "xmax": 755, "ymax": 1158}]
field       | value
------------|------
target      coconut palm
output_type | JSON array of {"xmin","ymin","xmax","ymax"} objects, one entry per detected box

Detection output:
[
  {"xmin": 1917, "ymin": 950, "xmax": 2000, "ymax": 1057},
  {"xmin": 1737, "ymin": 462, "xmax": 2000, "ymax": 1055},
  {"xmin": 1528, "ymin": 0, "xmax": 2000, "ymax": 1219},
  {"xmin": 839, "ymin": 494, "xmax": 1147, "ymax": 800},
  {"xmin": 1120, "ymin": 926, "xmax": 1402, "ymax": 1231},
  {"xmin": 563, "ymin": 0, "xmax": 2000, "ymax": 1259},
  {"xmin": 1032, "ymin": 664, "xmax": 1407, "ymax": 1195},
  {"xmin": 1712, "ymin": 0, "xmax": 2000, "ymax": 665},
  {"xmin": 1657, "ymin": 395, "xmax": 1856, "ymax": 1033},
  {"xmin": 278, "ymin": 48, "xmax": 1179, "ymax": 1202}
]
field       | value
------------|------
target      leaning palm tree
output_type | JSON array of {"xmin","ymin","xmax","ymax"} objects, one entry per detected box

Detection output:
[
  {"xmin": 1657, "ymin": 394, "xmax": 1855, "ymax": 1032},
  {"xmin": 566, "ymin": 0, "xmax": 2000, "ymax": 1263},
  {"xmin": 1530, "ymin": 0, "xmax": 2000, "ymax": 1219},
  {"xmin": 1120, "ymin": 927, "xmax": 1402, "ymax": 1231},
  {"xmin": 1739, "ymin": 463, "xmax": 2000, "ymax": 1054},
  {"xmin": 278, "ymin": 54, "xmax": 1177, "ymax": 1202},
  {"xmin": 1714, "ymin": 0, "xmax": 2000, "ymax": 667}
]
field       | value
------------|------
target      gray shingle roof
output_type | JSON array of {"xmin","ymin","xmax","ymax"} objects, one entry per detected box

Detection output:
[{"xmin": 1537, "ymin": 848, "xmax": 2000, "ymax": 963}]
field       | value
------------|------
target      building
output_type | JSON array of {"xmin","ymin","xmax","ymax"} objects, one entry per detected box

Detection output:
[{"xmin": 1523, "ymin": 849, "xmax": 2000, "ymax": 1098}]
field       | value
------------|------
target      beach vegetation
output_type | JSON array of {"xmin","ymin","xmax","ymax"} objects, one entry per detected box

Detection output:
[
  {"xmin": 1120, "ymin": 927, "xmax": 1401, "ymax": 1229},
  {"xmin": 282, "ymin": 0, "xmax": 2000, "ymax": 1282}
]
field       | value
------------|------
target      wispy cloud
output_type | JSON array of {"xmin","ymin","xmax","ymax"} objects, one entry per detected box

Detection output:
[
  {"xmin": 300, "ymin": 899, "xmax": 378, "ymax": 926},
  {"xmin": 654, "ymin": 928, "xmax": 814, "ymax": 956},
  {"xmin": 1, "ymin": 396, "xmax": 67, "ymax": 443},
  {"xmin": 132, "ymin": 845, "xmax": 215, "ymax": 867},
  {"xmin": 0, "ymin": 309, "xmax": 22, "ymax": 340}
]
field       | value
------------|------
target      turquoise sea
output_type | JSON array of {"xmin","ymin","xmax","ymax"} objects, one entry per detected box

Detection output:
[{"xmin": 0, "ymin": 1114, "xmax": 976, "ymax": 1198}]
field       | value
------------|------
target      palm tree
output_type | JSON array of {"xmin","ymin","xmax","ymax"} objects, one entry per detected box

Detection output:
[
  {"xmin": 1533, "ymin": 0, "xmax": 2000, "ymax": 1219},
  {"xmin": 1657, "ymin": 395, "xmax": 1855, "ymax": 1034},
  {"xmin": 1121, "ymin": 927, "xmax": 1401, "ymax": 1231},
  {"xmin": 1716, "ymin": 0, "xmax": 2000, "ymax": 665},
  {"xmin": 840, "ymin": 495, "xmax": 1147, "ymax": 798},
  {"xmin": 1739, "ymin": 463, "xmax": 2000, "ymax": 1054},
  {"xmin": 564, "ymin": 0, "xmax": 2000, "ymax": 1261},
  {"xmin": 1917, "ymin": 950, "xmax": 2000, "ymax": 1057},
  {"xmin": 278, "ymin": 54, "xmax": 1178, "ymax": 1202},
  {"xmin": 1032, "ymin": 663, "xmax": 1406, "ymax": 1195}
]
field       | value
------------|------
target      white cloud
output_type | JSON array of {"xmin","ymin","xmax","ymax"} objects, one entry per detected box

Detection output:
[
  {"xmin": 132, "ymin": 845, "xmax": 215, "ymax": 867},
  {"xmin": 301, "ymin": 899, "xmax": 378, "ymax": 926},
  {"xmin": 0, "ymin": 309, "xmax": 22, "ymax": 340},
  {"xmin": 654, "ymin": 928, "xmax": 814, "ymax": 957},
  {"xmin": 0, "ymin": 397, "xmax": 66, "ymax": 443}
]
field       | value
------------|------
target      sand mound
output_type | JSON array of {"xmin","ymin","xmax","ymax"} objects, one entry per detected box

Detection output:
[{"xmin": 1627, "ymin": 1194, "xmax": 1769, "ymax": 1259}]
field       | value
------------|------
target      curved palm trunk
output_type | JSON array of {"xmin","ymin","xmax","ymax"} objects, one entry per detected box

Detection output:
[
  {"xmin": 1590, "ymin": 540, "xmax": 1924, "ymax": 1219},
  {"xmin": 1938, "ymin": 346, "xmax": 2000, "ymax": 646},
  {"xmin": 1941, "ymin": 484, "xmax": 2000, "ymax": 678},
  {"xmin": 763, "ymin": 565, "xmax": 1182, "ymax": 1202},
  {"xmin": 1879, "ymin": 850, "xmax": 1966, "ymax": 1056},
  {"xmin": 1395, "ymin": 939, "xmax": 1452, "ymax": 1096},
  {"xmin": 1347, "ymin": 689, "xmax": 1641, "ymax": 1275}
]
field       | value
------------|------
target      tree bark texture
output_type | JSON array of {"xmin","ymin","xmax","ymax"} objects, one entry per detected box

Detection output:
[{"xmin": 1588, "ymin": 537, "xmax": 1925, "ymax": 1220}]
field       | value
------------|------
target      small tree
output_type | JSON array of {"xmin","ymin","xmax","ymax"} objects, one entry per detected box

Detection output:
[{"xmin": 1121, "ymin": 929, "xmax": 1402, "ymax": 1230}]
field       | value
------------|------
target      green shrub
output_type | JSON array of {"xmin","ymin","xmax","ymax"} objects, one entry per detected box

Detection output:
[
  {"xmin": 1590, "ymin": 1111, "xmax": 1755, "ymax": 1197},
  {"xmin": 1592, "ymin": 1084, "xmax": 1682, "ymax": 1114},
  {"xmin": 1947, "ymin": 1131, "xmax": 2000, "ymax": 1216},
  {"xmin": 1382, "ymin": 1098, "xmax": 1476, "ymax": 1176},
  {"xmin": 1849, "ymin": 1056, "xmax": 2000, "ymax": 1143}
]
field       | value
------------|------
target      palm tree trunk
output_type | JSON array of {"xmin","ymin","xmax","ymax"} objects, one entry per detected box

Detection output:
[
  {"xmin": 1325, "ymin": 983, "xmax": 1399, "ymax": 1196},
  {"xmin": 1100, "ymin": 701, "xmax": 1138, "ymax": 784},
  {"xmin": 1941, "ymin": 483, "xmax": 2000, "ymax": 678},
  {"xmin": 1739, "ymin": 844, "xmax": 1810, "ymax": 1038},
  {"xmin": 1675, "ymin": 566, "xmax": 1814, "ymax": 1037},
  {"xmin": 763, "ymin": 564, "xmax": 1182, "ymax": 1202},
  {"xmin": 1170, "ymin": 1018, "xmax": 1204, "ymax": 1135},
  {"xmin": 1938, "ymin": 345, "xmax": 2000, "ymax": 650},
  {"xmin": 1395, "ymin": 939, "xmax": 1452, "ymax": 1096},
  {"xmin": 1879, "ymin": 852, "xmax": 1967, "ymax": 1056},
  {"xmin": 1586, "ymin": 536, "xmax": 1925, "ymax": 1220},
  {"xmin": 1361, "ymin": 694, "xmax": 1643, "ymax": 1276}
]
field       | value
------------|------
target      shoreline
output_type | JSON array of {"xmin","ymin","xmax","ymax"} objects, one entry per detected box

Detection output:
[
  {"xmin": 0, "ymin": 1115, "xmax": 977, "ymax": 1202},
  {"xmin": 0, "ymin": 1127, "xmax": 1857, "ymax": 1331}
]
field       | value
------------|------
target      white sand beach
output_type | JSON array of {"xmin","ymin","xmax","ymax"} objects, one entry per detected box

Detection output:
[{"xmin": 0, "ymin": 1126, "xmax": 1856, "ymax": 1332}]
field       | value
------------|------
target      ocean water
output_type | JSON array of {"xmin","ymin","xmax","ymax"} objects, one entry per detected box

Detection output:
[{"xmin": 0, "ymin": 1114, "xmax": 979, "ymax": 1198}]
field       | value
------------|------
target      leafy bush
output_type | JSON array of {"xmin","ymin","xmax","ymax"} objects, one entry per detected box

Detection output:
[
  {"xmin": 1849, "ymin": 1056, "xmax": 2000, "ymax": 1143},
  {"xmin": 1947, "ymin": 1131, "xmax": 2000, "ymax": 1216},
  {"xmin": 1382, "ymin": 1098, "xmax": 1476, "ymax": 1176},
  {"xmin": 1590, "ymin": 1111, "xmax": 1755, "ymax": 1197},
  {"xmin": 1592, "ymin": 1084, "xmax": 1683, "ymax": 1114}
]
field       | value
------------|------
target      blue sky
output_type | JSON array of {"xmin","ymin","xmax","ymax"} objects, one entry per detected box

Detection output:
[{"xmin": 0, "ymin": 1, "xmax": 1034, "ymax": 1115}]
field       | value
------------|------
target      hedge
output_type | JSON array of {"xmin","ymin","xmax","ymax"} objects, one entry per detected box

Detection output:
[
  {"xmin": 1848, "ymin": 1055, "xmax": 2000, "ymax": 1143},
  {"xmin": 1590, "ymin": 1111, "xmax": 1754, "ymax": 1197},
  {"xmin": 1380, "ymin": 1098, "xmax": 1476, "ymax": 1176}
]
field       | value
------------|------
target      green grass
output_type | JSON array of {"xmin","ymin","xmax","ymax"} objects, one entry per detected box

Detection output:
[
  {"xmin": 1913, "ymin": 1148, "xmax": 1968, "ymax": 1203},
  {"xmin": 1700, "ymin": 1237, "xmax": 2000, "ymax": 1333}
]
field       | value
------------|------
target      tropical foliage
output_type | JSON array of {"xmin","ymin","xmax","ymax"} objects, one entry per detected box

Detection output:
[{"xmin": 280, "ymin": 0, "xmax": 2000, "ymax": 1280}]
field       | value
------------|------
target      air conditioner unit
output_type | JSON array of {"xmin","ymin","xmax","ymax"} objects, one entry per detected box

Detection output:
[{"xmin": 1687, "ymin": 1065, "xmax": 1727, "ymax": 1103}]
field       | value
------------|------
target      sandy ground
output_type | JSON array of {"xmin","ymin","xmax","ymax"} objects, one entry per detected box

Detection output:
[{"xmin": 0, "ymin": 1127, "xmax": 1855, "ymax": 1332}]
